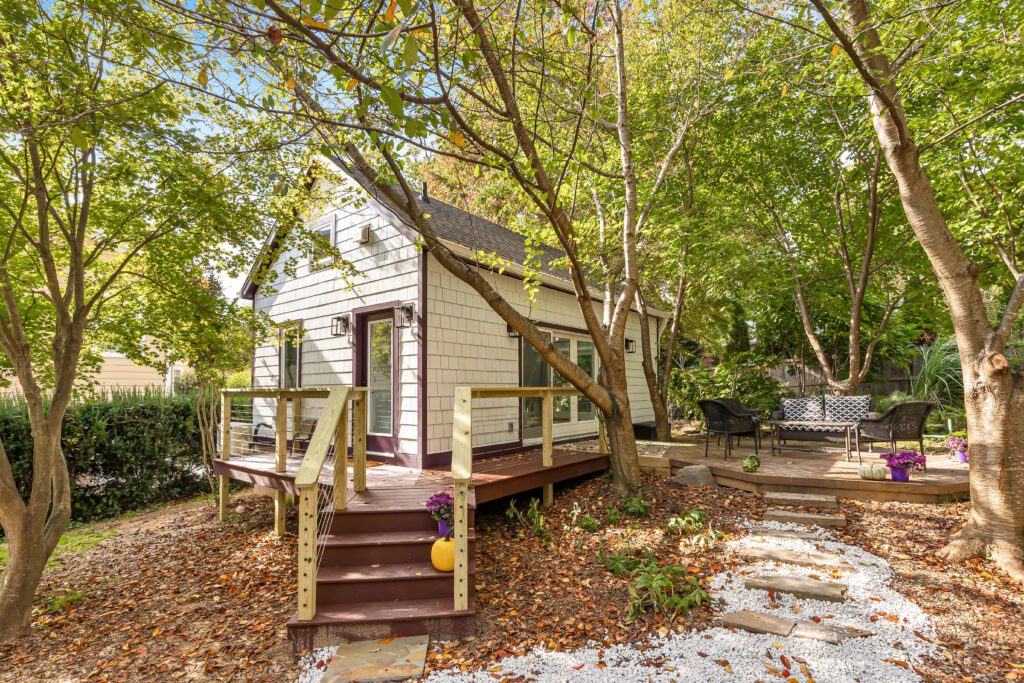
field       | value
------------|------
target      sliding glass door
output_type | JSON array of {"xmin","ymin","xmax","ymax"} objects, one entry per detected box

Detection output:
[{"xmin": 521, "ymin": 332, "xmax": 599, "ymax": 442}]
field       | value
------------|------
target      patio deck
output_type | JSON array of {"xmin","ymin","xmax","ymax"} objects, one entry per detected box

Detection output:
[
  {"xmin": 664, "ymin": 438, "xmax": 969, "ymax": 503},
  {"xmin": 212, "ymin": 445, "xmax": 610, "ymax": 506}
]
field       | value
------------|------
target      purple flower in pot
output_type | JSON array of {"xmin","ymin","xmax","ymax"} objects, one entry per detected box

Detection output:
[
  {"xmin": 946, "ymin": 436, "xmax": 969, "ymax": 463},
  {"xmin": 426, "ymin": 491, "xmax": 455, "ymax": 538},
  {"xmin": 879, "ymin": 450, "xmax": 927, "ymax": 482}
]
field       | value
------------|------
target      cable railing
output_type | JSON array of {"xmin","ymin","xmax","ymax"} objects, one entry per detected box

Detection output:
[
  {"xmin": 218, "ymin": 386, "xmax": 368, "ymax": 621},
  {"xmin": 450, "ymin": 386, "xmax": 609, "ymax": 611}
]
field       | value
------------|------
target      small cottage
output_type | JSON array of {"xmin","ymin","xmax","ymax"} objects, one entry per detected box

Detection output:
[{"xmin": 241, "ymin": 165, "xmax": 665, "ymax": 469}]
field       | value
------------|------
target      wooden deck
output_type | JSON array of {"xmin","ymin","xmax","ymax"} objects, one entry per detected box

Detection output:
[
  {"xmin": 213, "ymin": 445, "xmax": 610, "ymax": 507},
  {"xmin": 664, "ymin": 439, "xmax": 970, "ymax": 503}
]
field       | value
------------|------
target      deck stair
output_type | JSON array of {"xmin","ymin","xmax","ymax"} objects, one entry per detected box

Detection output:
[{"xmin": 287, "ymin": 502, "xmax": 477, "ymax": 650}]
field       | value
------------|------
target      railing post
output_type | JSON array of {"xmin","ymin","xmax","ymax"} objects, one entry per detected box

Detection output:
[
  {"xmin": 542, "ymin": 391, "xmax": 554, "ymax": 507},
  {"xmin": 273, "ymin": 397, "xmax": 288, "ymax": 536},
  {"xmin": 297, "ymin": 485, "xmax": 317, "ymax": 620},
  {"xmin": 352, "ymin": 392, "xmax": 367, "ymax": 493},
  {"xmin": 332, "ymin": 401, "xmax": 349, "ymax": 510},
  {"xmin": 452, "ymin": 387, "xmax": 473, "ymax": 612},
  {"xmin": 219, "ymin": 393, "xmax": 231, "ymax": 522}
]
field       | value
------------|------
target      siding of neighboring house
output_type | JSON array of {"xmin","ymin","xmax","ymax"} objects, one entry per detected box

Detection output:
[
  {"xmin": 424, "ymin": 253, "xmax": 657, "ymax": 462},
  {"xmin": 94, "ymin": 353, "xmax": 168, "ymax": 392},
  {"xmin": 251, "ymin": 181, "xmax": 422, "ymax": 460}
]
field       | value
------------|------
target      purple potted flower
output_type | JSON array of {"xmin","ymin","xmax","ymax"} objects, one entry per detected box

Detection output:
[
  {"xmin": 879, "ymin": 450, "xmax": 927, "ymax": 482},
  {"xmin": 426, "ymin": 491, "xmax": 455, "ymax": 539},
  {"xmin": 946, "ymin": 436, "xmax": 969, "ymax": 463}
]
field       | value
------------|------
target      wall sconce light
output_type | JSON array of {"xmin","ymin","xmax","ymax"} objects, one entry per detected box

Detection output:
[
  {"xmin": 624, "ymin": 338, "xmax": 636, "ymax": 353},
  {"xmin": 395, "ymin": 303, "xmax": 415, "ymax": 328},
  {"xmin": 506, "ymin": 323, "xmax": 520, "ymax": 338},
  {"xmin": 331, "ymin": 314, "xmax": 350, "ymax": 337}
]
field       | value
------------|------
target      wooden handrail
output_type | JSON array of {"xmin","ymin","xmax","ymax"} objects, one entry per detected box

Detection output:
[
  {"xmin": 450, "ymin": 386, "xmax": 609, "ymax": 611},
  {"xmin": 218, "ymin": 385, "xmax": 369, "ymax": 622}
]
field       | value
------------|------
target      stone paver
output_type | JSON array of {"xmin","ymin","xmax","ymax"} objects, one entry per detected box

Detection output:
[
  {"xmin": 744, "ymin": 574, "xmax": 847, "ymax": 602},
  {"xmin": 748, "ymin": 525, "xmax": 824, "ymax": 540},
  {"xmin": 738, "ymin": 546, "xmax": 853, "ymax": 570},
  {"xmin": 764, "ymin": 509, "xmax": 847, "ymax": 528},
  {"xmin": 321, "ymin": 634, "xmax": 428, "ymax": 682},
  {"xmin": 764, "ymin": 492, "xmax": 839, "ymax": 509},
  {"xmin": 723, "ymin": 611, "xmax": 872, "ymax": 644},
  {"xmin": 722, "ymin": 610, "xmax": 795, "ymax": 636},
  {"xmin": 791, "ymin": 620, "xmax": 872, "ymax": 644}
]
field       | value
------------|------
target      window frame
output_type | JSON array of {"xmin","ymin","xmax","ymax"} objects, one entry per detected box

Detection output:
[{"xmin": 309, "ymin": 216, "xmax": 335, "ymax": 270}]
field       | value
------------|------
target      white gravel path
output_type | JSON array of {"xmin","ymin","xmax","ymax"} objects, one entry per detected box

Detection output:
[{"xmin": 298, "ymin": 521, "xmax": 939, "ymax": 682}]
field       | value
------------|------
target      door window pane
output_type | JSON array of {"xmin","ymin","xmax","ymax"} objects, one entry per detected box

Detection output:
[
  {"xmin": 577, "ymin": 340, "xmax": 595, "ymax": 421},
  {"xmin": 552, "ymin": 337, "xmax": 571, "ymax": 423},
  {"xmin": 521, "ymin": 334, "xmax": 550, "ymax": 439},
  {"xmin": 367, "ymin": 319, "xmax": 393, "ymax": 435},
  {"xmin": 280, "ymin": 326, "xmax": 300, "ymax": 389}
]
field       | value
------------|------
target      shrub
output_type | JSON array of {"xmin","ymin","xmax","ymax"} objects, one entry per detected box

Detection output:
[
  {"xmin": 0, "ymin": 391, "xmax": 207, "ymax": 523},
  {"xmin": 505, "ymin": 498, "xmax": 552, "ymax": 541},
  {"xmin": 626, "ymin": 562, "xmax": 711, "ymax": 621},
  {"xmin": 604, "ymin": 507, "xmax": 622, "ymax": 525},
  {"xmin": 622, "ymin": 494, "xmax": 651, "ymax": 517},
  {"xmin": 598, "ymin": 546, "xmax": 656, "ymax": 576},
  {"xmin": 911, "ymin": 337, "xmax": 963, "ymax": 409},
  {"xmin": 665, "ymin": 509, "xmax": 707, "ymax": 536},
  {"xmin": 669, "ymin": 352, "xmax": 788, "ymax": 421}
]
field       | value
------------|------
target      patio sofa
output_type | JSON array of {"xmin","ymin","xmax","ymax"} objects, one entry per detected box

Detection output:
[{"xmin": 771, "ymin": 395, "xmax": 872, "ymax": 447}]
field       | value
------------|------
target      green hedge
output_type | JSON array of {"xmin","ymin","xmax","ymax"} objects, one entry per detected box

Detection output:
[{"xmin": 0, "ymin": 392, "xmax": 209, "ymax": 523}]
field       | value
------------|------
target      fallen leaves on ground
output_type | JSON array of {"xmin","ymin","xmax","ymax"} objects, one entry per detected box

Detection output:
[{"xmin": 0, "ymin": 493, "xmax": 298, "ymax": 682}]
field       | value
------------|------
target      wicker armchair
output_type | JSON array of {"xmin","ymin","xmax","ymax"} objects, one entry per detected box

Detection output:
[
  {"xmin": 697, "ymin": 399, "xmax": 760, "ymax": 461},
  {"xmin": 857, "ymin": 401, "xmax": 935, "ymax": 465}
]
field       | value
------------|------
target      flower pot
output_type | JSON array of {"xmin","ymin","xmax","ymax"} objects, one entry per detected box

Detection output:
[
  {"xmin": 438, "ymin": 520, "xmax": 452, "ymax": 538},
  {"xmin": 889, "ymin": 467, "xmax": 910, "ymax": 483},
  {"xmin": 431, "ymin": 537, "xmax": 455, "ymax": 572},
  {"xmin": 954, "ymin": 451, "xmax": 968, "ymax": 463}
]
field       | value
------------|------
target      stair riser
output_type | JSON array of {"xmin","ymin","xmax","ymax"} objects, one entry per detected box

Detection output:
[
  {"xmin": 317, "ymin": 577, "xmax": 476, "ymax": 603},
  {"xmin": 321, "ymin": 540, "xmax": 476, "ymax": 566},
  {"xmin": 325, "ymin": 510, "xmax": 475, "ymax": 534},
  {"xmin": 287, "ymin": 614, "xmax": 475, "ymax": 652}
]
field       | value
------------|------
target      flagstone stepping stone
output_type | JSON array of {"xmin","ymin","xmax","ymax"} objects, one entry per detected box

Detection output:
[
  {"xmin": 791, "ymin": 620, "xmax": 872, "ymax": 644},
  {"xmin": 722, "ymin": 610, "xmax": 796, "ymax": 636},
  {"xmin": 723, "ymin": 611, "xmax": 871, "ymax": 644},
  {"xmin": 764, "ymin": 509, "xmax": 847, "ymax": 528},
  {"xmin": 748, "ymin": 525, "xmax": 824, "ymax": 540},
  {"xmin": 764, "ymin": 492, "xmax": 839, "ymax": 509},
  {"xmin": 744, "ymin": 574, "xmax": 847, "ymax": 602},
  {"xmin": 738, "ymin": 546, "xmax": 853, "ymax": 570},
  {"xmin": 321, "ymin": 634, "xmax": 429, "ymax": 682}
]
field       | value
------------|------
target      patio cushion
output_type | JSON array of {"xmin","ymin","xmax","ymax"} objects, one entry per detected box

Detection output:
[
  {"xmin": 780, "ymin": 397, "xmax": 824, "ymax": 421},
  {"xmin": 824, "ymin": 395, "xmax": 871, "ymax": 422}
]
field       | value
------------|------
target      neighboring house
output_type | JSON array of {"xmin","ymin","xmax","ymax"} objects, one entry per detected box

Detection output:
[
  {"xmin": 241, "ymin": 165, "xmax": 667, "ymax": 469},
  {"xmin": 94, "ymin": 351, "xmax": 184, "ymax": 394}
]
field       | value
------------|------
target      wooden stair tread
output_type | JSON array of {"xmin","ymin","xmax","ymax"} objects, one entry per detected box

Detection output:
[
  {"xmin": 319, "ymin": 530, "xmax": 476, "ymax": 546},
  {"xmin": 302, "ymin": 597, "xmax": 476, "ymax": 624},
  {"xmin": 317, "ymin": 562, "xmax": 472, "ymax": 583}
]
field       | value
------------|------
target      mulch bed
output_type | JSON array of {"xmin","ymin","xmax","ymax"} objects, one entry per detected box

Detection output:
[
  {"xmin": 2, "ymin": 474, "xmax": 1021, "ymax": 682},
  {"xmin": 842, "ymin": 499, "xmax": 1023, "ymax": 682},
  {"xmin": 0, "ymin": 493, "xmax": 299, "ymax": 682}
]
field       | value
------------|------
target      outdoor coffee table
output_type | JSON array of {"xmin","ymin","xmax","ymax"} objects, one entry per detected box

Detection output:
[{"xmin": 767, "ymin": 420, "xmax": 861, "ymax": 463}]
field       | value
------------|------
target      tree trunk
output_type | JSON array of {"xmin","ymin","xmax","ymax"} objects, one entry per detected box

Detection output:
[
  {"xmin": 0, "ymin": 436, "xmax": 69, "ymax": 641},
  {"xmin": 938, "ymin": 366, "xmax": 1024, "ymax": 579},
  {"xmin": 603, "ymin": 384, "xmax": 642, "ymax": 491},
  {"xmin": 635, "ymin": 291, "xmax": 671, "ymax": 441}
]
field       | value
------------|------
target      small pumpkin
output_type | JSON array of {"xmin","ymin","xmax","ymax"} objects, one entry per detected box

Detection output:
[
  {"xmin": 741, "ymin": 455, "xmax": 761, "ymax": 473},
  {"xmin": 859, "ymin": 463, "xmax": 888, "ymax": 480},
  {"xmin": 431, "ymin": 537, "xmax": 455, "ymax": 572}
]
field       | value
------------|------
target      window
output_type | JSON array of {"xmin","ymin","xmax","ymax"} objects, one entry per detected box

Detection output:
[
  {"xmin": 309, "ymin": 219, "xmax": 334, "ymax": 268},
  {"xmin": 279, "ymin": 322, "xmax": 302, "ymax": 389},
  {"xmin": 521, "ymin": 331, "xmax": 599, "ymax": 439}
]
